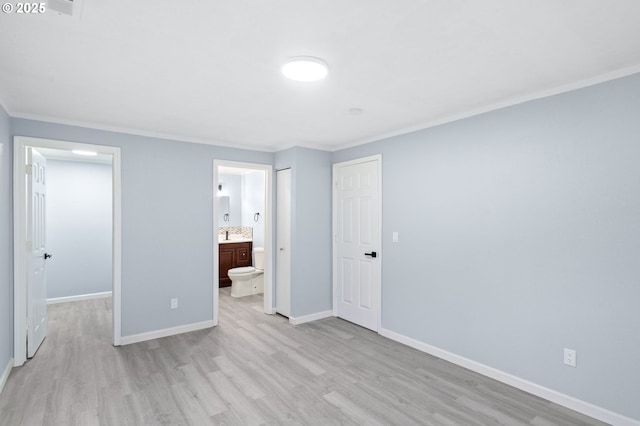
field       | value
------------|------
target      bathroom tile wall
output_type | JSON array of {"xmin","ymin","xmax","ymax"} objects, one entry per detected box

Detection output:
[{"xmin": 218, "ymin": 226, "xmax": 253, "ymax": 239}]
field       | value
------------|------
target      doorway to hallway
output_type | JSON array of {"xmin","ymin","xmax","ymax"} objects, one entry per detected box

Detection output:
[{"xmin": 13, "ymin": 136, "xmax": 122, "ymax": 366}]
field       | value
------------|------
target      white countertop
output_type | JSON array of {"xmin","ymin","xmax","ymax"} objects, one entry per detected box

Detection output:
[{"xmin": 218, "ymin": 237, "xmax": 253, "ymax": 244}]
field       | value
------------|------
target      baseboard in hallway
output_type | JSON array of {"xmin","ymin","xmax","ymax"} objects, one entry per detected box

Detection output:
[
  {"xmin": 120, "ymin": 320, "xmax": 215, "ymax": 345},
  {"xmin": 289, "ymin": 310, "xmax": 334, "ymax": 325},
  {"xmin": 47, "ymin": 291, "xmax": 112, "ymax": 305},
  {"xmin": 0, "ymin": 357, "xmax": 13, "ymax": 396}
]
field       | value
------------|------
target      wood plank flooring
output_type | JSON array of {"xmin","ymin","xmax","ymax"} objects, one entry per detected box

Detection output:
[{"xmin": 0, "ymin": 289, "xmax": 606, "ymax": 425}]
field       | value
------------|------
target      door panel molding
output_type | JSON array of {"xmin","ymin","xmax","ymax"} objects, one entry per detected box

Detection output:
[{"xmin": 13, "ymin": 136, "xmax": 122, "ymax": 366}]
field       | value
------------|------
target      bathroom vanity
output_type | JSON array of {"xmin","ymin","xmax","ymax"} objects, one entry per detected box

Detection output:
[{"xmin": 219, "ymin": 241, "xmax": 253, "ymax": 287}]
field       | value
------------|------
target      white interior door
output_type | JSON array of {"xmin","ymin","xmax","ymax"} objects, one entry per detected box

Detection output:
[
  {"xmin": 335, "ymin": 157, "xmax": 381, "ymax": 331},
  {"xmin": 27, "ymin": 148, "xmax": 48, "ymax": 357},
  {"xmin": 276, "ymin": 168, "xmax": 291, "ymax": 317}
]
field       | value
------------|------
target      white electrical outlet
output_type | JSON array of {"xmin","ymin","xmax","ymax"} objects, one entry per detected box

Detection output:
[
  {"xmin": 171, "ymin": 298, "xmax": 178, "ymax": 309},
  {"xmin": 392, "ymin": 231, "xmax": 399, "ymax": 243},
  {"xmin": 564, "ymin": 348, "xmax": 577, "ymax": 367}
]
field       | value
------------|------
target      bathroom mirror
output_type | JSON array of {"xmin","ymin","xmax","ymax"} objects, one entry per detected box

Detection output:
[{"xmin": 218, "ymin": 196, "xmax": 230, "ymax": 224}]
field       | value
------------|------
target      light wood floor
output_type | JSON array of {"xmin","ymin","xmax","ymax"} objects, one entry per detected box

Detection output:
[{"xmin": 0, "ymin": 289, "xmax": 605, "ymax": 425}]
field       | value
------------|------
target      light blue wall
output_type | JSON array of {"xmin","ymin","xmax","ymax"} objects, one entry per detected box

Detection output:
[
  {"xmin": 332, "ymin": 73, "xmax": 640, "ymax": 420},
  {"xmin": 0, "ymin": 103, "xmax": 12, "ymax": 372},
  {"xmin": 46, "ymin": 160, "xmax": 112, "ymax": 299},
  {"xmin": 275, "ymin": 147, "xmax": 332, "ymax": 317},
  {"xmin": 11, "ymin": 118, "xmax": 273, "ymax": 337}
]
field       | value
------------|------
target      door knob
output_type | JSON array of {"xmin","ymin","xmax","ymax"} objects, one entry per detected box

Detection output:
[
  {"xmin": 44, "ymin": 253, "xmax": 53, "ymax": 260},
  {"xmin": 279, "ymin": 247, "xmax": 284, "ymax": 251},
  {"xmin": 364, "ymin": 251, "xmax": 377, "ymax": 258}
]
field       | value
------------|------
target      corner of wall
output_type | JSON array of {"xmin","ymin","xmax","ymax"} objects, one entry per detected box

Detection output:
[{"xmin": 0, "ymin": 102, "xmax": 14, "ymax": 373}]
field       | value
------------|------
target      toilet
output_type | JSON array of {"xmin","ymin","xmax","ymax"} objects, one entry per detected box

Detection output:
[{"xmin": 229, "ymin": 247, "xmax": 264, "ymax": 298}]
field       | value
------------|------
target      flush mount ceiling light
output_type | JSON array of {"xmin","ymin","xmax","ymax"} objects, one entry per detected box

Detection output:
[
  {"xmin": 282, "ymin": 57, "xmax": 328, "ymax": 82},
  {"xmin": 72, "ymin": 149, "xmax": 98, "ymax": 156}
]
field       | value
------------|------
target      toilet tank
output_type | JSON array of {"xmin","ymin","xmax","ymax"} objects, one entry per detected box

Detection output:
[{"xmin": 254, "ymin": 247, "xmax": 265, "ymax": 270}]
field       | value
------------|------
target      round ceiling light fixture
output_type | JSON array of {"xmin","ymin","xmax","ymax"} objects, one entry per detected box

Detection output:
[{"xmin": 282, "ymin": 57, "xmax": 328, "ymax": 82}]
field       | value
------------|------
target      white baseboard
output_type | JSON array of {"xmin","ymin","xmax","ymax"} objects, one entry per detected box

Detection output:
[
  {"xmin": 289, "ymin": 310, "xmax": 334, "ymax": 325},
  {"xmin": 47, "ymin": 291, "xmax": 112, "ymax": 305},
  {"xmin": 121, "ymin": 320, "xmax": 215, "ymax": 345},
  {"xmin": 379, "ymin": 328, "xmax": 639, "ymax": 426},
  {"xmin": 0, "ymin": 357, "xmax": 14, "ymax": 396}
]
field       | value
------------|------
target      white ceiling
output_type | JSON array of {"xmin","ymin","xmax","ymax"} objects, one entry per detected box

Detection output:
[
  {"xmin": 1, "ymin": 1, "xmax": 640, "ymax": 152},
  {"xmin": 219, "ymin": 165, "xmax": 260, "ymax": 175},
  {"xmin": 36, "ymin": 147, "xmax": 112, "ymax": 164}
]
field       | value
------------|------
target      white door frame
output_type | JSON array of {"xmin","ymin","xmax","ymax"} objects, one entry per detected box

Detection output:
[
  {"xmin": 13, "ymin": 136, "xmax": 122, "ymax": 366},
  {"xmin": 213, "ymin": 159, "xmax": 274, "ymax": 326},
  {"xmin": 332, "ymin": 154, "xmax": 383, "ymax": 332}
]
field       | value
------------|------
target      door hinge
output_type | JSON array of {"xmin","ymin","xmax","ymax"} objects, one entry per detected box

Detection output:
[{"xmin": 25, "ymin": 164, "xmax": 33, "ymax": 175}]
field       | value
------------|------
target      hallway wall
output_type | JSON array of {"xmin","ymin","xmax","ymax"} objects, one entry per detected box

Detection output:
[{"xmin": 46, "ymin": 160, "xmax": 112, "ymax": 299}]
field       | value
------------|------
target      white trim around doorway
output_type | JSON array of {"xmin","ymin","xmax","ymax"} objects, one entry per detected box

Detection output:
[
  {"xmin": 212, "ymin": 159, "xmax": 275, "ymax": 326},
  {"xmin": 13, "ymin": 136, "xmax": 122, "ymax": 366}
]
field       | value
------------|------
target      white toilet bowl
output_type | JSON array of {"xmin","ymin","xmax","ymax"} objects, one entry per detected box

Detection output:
[{"xmin": 229, "ymin": 248, "xmax": 264, "ymax": 298}]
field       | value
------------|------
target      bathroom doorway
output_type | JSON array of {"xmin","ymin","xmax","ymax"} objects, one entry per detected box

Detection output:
[{"xmin": 212, "ymin": 160, "xmax": 273, "ymax": 325}]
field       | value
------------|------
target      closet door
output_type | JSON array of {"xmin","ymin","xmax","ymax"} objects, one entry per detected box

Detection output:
[{"xmin": 276, "ymin": 169, "xmax": 291, "ymax": 317}]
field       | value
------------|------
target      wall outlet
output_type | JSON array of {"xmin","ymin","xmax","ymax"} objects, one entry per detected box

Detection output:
[
  {"xmin": 171, "ymin": 298, "xmax": 178, "ymax": 309},
  {"xmin": 564, "ymin": 348, "xmax": 577, "ymax": 367},
  {"xmin": 392, "ymin": 231, "xmax": 399, "ymax": 243}
]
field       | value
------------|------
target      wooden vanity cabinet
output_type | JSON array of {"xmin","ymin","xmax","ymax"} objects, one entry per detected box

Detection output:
[
  {"xmin": 219, "ymin": 241, "xmax": 253, "ymax": 287},
  {"xmin": 219, "ymin": 249, "xmax": 234, "ymax": 287}
]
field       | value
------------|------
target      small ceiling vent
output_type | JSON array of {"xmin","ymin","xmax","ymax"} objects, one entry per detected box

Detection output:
[{"xmin": 47, "ymin": 0, "xmax": 82, "ymax": 17}]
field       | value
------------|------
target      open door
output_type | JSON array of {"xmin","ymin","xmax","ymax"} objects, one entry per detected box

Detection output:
[{"xmin": 27, "ymin": 148, "xmax": 49, "ymax": 357}]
